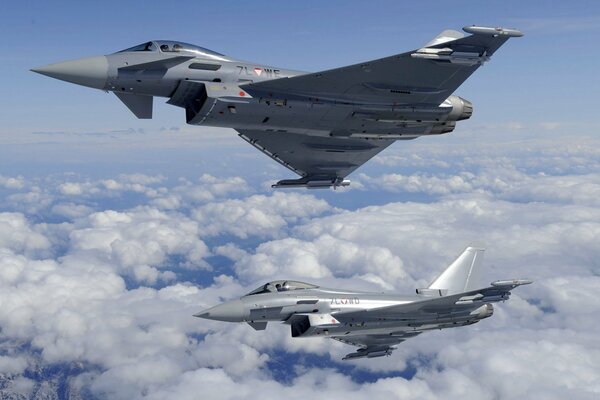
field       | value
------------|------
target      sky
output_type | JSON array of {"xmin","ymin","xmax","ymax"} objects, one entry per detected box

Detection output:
[{"xmin": 1, "ymin": 1, "xmax": 600, "ymax": 399}]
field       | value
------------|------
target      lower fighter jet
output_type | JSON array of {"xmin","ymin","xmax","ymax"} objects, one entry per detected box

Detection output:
[
  {"xmin": 32, "ymin": 26, "xmax": 522, "ymax": 189},
  {"xmin": 196, "ymin": 246, "xmax": 531, "ymax": 360}
]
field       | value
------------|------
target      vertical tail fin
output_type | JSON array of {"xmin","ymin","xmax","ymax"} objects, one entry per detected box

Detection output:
[
  {"xmin": 428, "ymin": 246, "xmax": 485, "ymax": 295},
  {"xmin": 424, "ymin": 29, "xmax": 465, "ymax": 47}
]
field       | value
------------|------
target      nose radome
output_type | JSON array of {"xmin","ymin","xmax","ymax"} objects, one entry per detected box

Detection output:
[
  {"xmin": 31, "ymin": 55, "xmax": 108, "ymax": 90},
  {"xmin": 194, "ymin": 300, "xmax": 245, "ymax": 322}
]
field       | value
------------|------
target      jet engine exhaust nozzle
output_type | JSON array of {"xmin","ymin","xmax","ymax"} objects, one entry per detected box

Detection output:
[{"xmin": 445, "ymin": 96, "xmax": 473, "ymax": 122}]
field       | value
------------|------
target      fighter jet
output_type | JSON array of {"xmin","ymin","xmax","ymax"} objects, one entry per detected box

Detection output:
[
  {"xmin": 196, "ymin": 246, "xmax": 531, "ymax": 360},
  {"xmin": 32, "ymin": 26, "xmax": 522, "ymax": 189}
]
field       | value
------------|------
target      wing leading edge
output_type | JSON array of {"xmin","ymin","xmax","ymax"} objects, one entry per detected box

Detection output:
[{"xmin": 242, "ymin": 26, "xmax": 522, "ymax": 107}]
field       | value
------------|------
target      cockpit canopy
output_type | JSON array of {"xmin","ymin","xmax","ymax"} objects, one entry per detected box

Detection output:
[
  {"xmin": 244, "ymin": 280, "xmax": 319, "ymax": 296},
  {"xmin": 116, "ymin": 41, "xmax": 225, "ymax": 58}
]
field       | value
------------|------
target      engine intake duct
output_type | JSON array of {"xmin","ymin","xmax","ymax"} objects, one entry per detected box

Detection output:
[
  {"xmin": 166, "ymin": 80, "xmax": 208, "ymax": 123},
  {"xmin": 291, "ymin": 316, "xmax": 311, "ymax": 337}
]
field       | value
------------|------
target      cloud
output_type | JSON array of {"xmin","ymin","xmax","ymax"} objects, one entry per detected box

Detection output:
[
  {"xmin": 231, "ymin": 235, "xmax": 406, "ymax": 290},
  {"xmin": 69, "ymin": 207, "xmax": 210, "ymax": 283},
  {"xmin": 0, "ymin": 175, "xmax": 25, "ymax": 190},
  {"xmin": 296, "ymin": 195, "xmax": 600, "ymax": 282},
  {"xmin": 151, "ymin": 174, "xmax": 253, "ymax": 208},
  {"xmin": 5, "ymin": 187, "xmax": 55, "ymax": 214},
  {"xmin": 191, "ymin": 192, "xmax": 333, "ymax": 239},
  {"xmin": 0, "ymin": 356, "xmax": 28, "ymax": 374},
  {"xmin": 50, "ymin": 202, "xmax": 95, "ymax": 219},
  {"xmin": 57, "ymin": 174, "xmax": 166, "ymax": 198},
  {"xmin": 0, "ymin": 212, "xmax": 51, "ymax": 254},
  {"xmin": 58, "ymin": 182, "xmax": 87, "ymax": 196},
  {"xmin": 359, "ymin": 138, "xmax": 600, "ymax": 209},
  {"xmin": 357, "ymin": 172, "xmax": 474, "ymax": 195}
]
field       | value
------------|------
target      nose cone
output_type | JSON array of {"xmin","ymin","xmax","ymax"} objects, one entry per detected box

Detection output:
[
  {"xmin": 194, "ymin": 300, "xmax": 245, "ymax": 322},
  {"xmin": 31, "ymin": 55, "xmax": 108, "ymax": 90}
]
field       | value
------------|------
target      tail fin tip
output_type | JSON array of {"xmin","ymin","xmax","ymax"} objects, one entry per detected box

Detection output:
[{"xmin": 428, "ymin": 245, "xmax": 486, "ymax": 295}]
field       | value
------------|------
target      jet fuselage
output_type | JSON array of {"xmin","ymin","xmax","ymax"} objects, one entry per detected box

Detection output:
[
  {"xmin": 32, "ymin": 27, "xmax": 521, "ymax": 188},
  {"xmin": 198, "ymin": 284, "xmax": 495, "ymax": 340},
  {"xmin": 32, "ymin": 40, "xmax": 471, "ymax": 139}
]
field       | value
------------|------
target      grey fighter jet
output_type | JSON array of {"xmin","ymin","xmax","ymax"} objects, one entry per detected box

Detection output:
[
  {"xmin": 196, "ymin": 246, "xmax": 531, "ymax": 360},
  {"xmin": 32, "ymin": 26, "xmax": 522, "ymax": 189}
]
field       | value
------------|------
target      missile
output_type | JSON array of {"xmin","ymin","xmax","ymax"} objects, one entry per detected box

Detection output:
[
  {"xmin": 481, "ymin": 294, "xmax": 510, "ymax": 302},
  {"xmin": 342, "ymin": 348, "xmax": 393, "ymax": 360},
  {"xmin": 456, "ymin": 293, "xmax": 485, "ymax": 304},
  {"xmin": 463, "ymin": 26, "xmax": 524, "ymax": 37},
  {"xmin": 491, "ymin": 279, "xmax": 533, "ymax": 287}
]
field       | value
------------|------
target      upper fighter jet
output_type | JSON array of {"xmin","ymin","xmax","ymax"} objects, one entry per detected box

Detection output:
[
  {"xmin": 196, "ymin": 246, "xmax": 531, "ymax": 360},
  {"xmin": 32, "ymin": 26, "xmax": 522, "ymax": 188}
]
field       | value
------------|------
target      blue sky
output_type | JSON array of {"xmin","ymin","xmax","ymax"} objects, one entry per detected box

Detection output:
[{"xmin": 1, "ymin": 1, "xmax": 600, "ymax": 399}]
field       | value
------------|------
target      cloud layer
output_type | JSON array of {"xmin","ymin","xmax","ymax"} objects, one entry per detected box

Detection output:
[{"xmin": 1, "ymin": 137, "xmax": 599, "ymax": 399}]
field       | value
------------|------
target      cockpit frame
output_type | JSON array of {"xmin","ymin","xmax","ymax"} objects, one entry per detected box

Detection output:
[
  {"xmin": 116, "ymin": 41, "xmax": 226, "ymax": 59},
  {"xmin": 244, "ymin": 280, "xmax": 319, "ymax": 296}
]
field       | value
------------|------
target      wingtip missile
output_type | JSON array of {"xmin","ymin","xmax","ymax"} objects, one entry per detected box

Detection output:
[
  {"xmin": 491, "ymin": 279, "xmax": 533, "ymax": 287},
  {"xmin": 463, "ymin": 26, "xmax": 524, "ymax": 37}
]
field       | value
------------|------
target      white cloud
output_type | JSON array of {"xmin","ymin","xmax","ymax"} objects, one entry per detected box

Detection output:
[
  {"xmin": 117, "ymin": 173, "xmax": 165, "ymax": 185},
  {"xmin": 6, "ymin": 186, "xmax": 55, "ymax": 214},
  {"xmin": 232, "ymin": 235, "xmax": 406, "ymax": 289},
  {"xmin": 58, "ymin": 182, "xmax": 88, "ymax": 196},
  {"xmin": 147, "ymin": 174, "xmax": 253, "ymax": 210},
  {"xmin": 0, "ymin": 175, "xmax": 25, "ymax": 190},
  {"xmin": 192, "ymin": 192, "xmax": 333, "ymax": 239},
  {"xmin": 57, "ymin": 174, "xmax": 166, "ymax": 198},
  {"xmin": 50, "ymin": 202, "xmax": 95, "ymax": 219},
  {"xmin": 358, "ymin": 172, "xmax": 474, "ymax": 195},
  {"xmin": 360, "ymin": 137, "xmax": 600, "ymax": 209},
  {"xmin": 296, "ymin": 196, "xmax": 600, "ymax": 283},
  {"xmin": 0, "ymin": 212, "xmax": 51, "ymax": 254},
  {"xmin": 69, "ymin": 207, "xmax": 210, "ymax": 283},
  {"xmin": 0, "ymin": 356, "xmax": 28, "ymax": 374}
]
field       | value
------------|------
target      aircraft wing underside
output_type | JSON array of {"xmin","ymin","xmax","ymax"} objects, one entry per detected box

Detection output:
[{"xmin": 236, "ymin": 129, "xmax": 395, "ymax": 188}]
